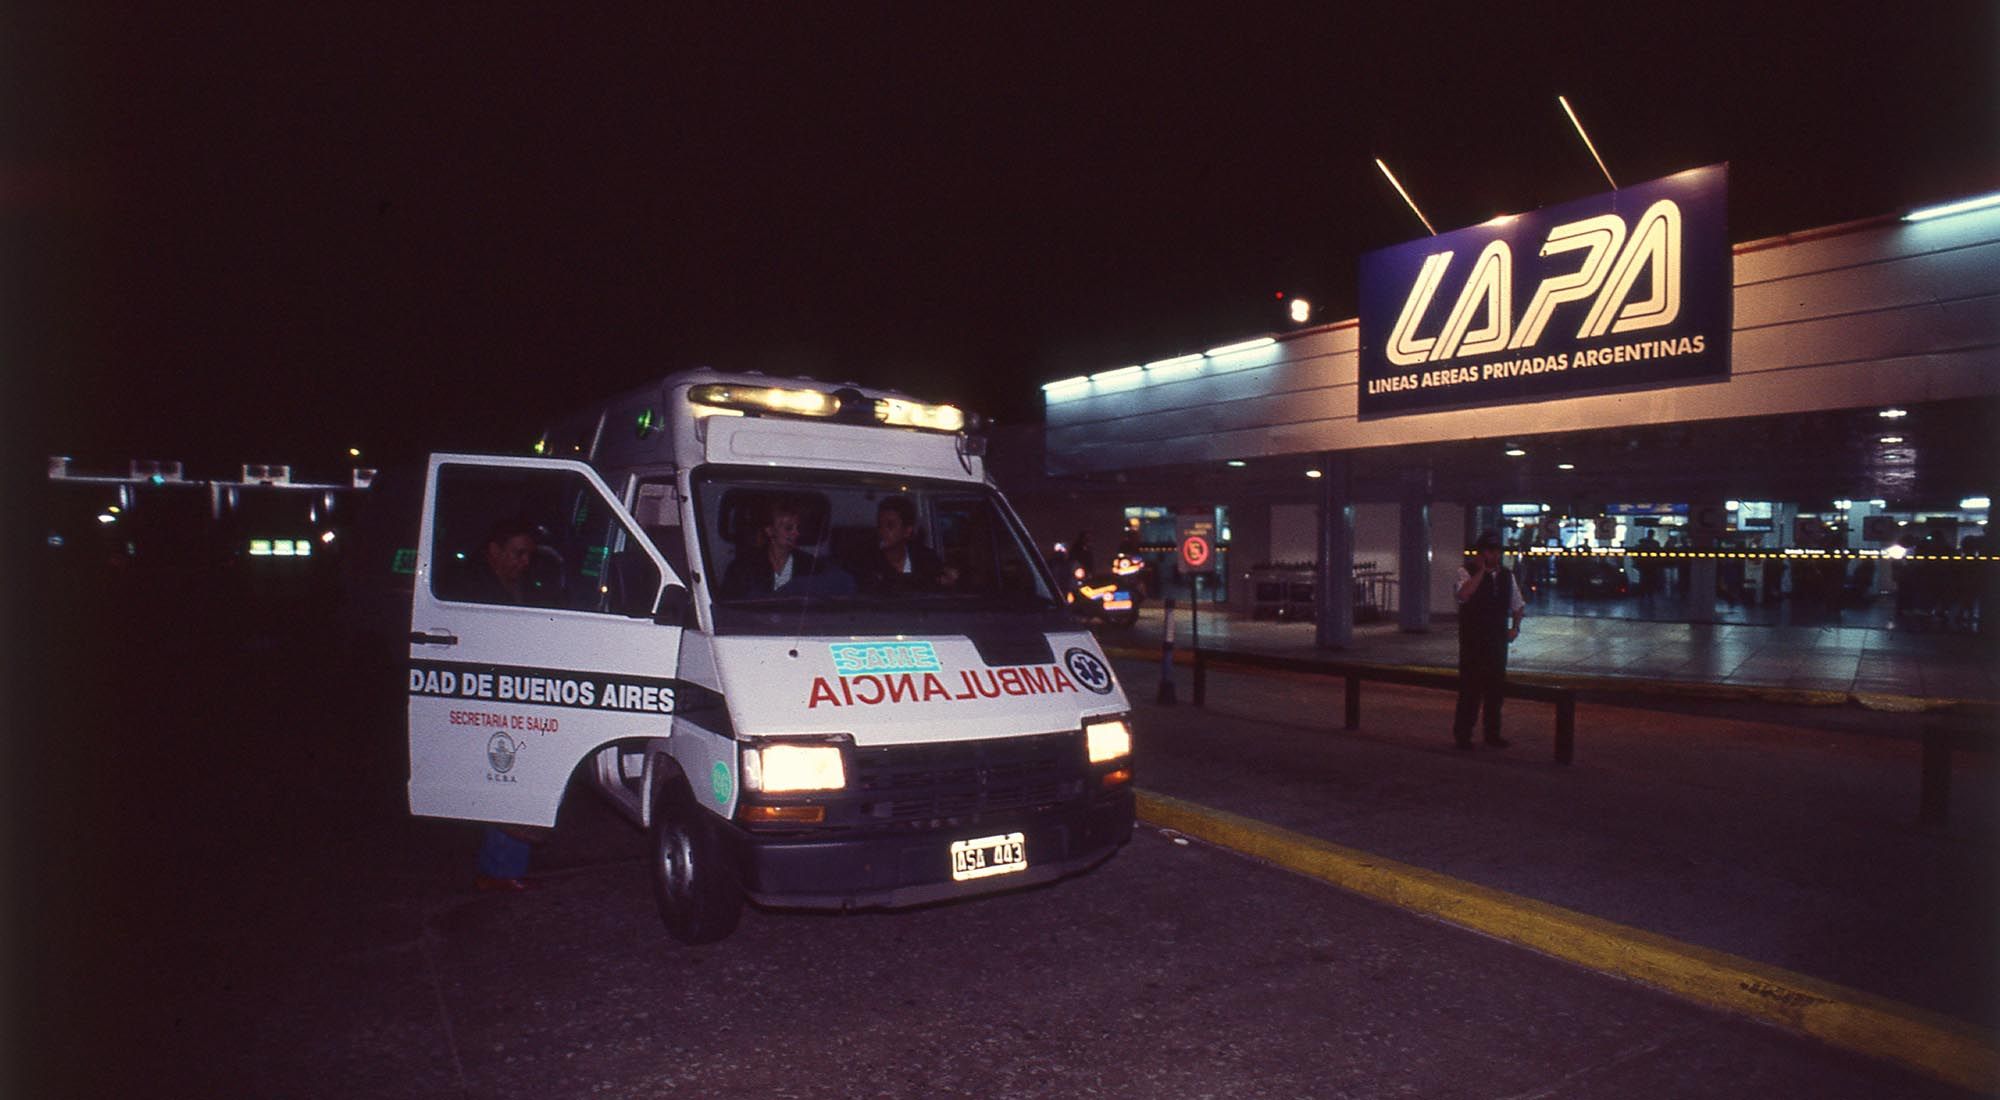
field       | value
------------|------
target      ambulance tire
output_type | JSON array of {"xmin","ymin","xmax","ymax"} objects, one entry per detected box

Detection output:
[{"xmin": 649, "ymin": 776, "xmax": 742, "ymax": 944}]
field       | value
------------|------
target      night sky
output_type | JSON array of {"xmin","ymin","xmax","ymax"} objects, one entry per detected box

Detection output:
[{"xmin": 10, "ymin": 3, "xmax": 1996, "ymax": 476}]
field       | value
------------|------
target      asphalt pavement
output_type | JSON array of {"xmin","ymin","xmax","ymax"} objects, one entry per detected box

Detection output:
[
  {"xmin": 12, "ymin": 570, "xmax": 1997, "ymax": 1097},
  {"xmin": 1114, "ymin": 655, "xmax": 1998, "ymax": 1056}
]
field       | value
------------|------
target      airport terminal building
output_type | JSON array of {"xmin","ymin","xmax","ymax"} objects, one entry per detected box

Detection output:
[{"xmin": 1031, "ymin": 169, "xmax": 1999, "ymax": 642}]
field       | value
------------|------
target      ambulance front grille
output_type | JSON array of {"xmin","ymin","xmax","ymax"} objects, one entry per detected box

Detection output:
[{"xmin": 850, "ymin": 732, "xmax": 1085, "ymax": 827}]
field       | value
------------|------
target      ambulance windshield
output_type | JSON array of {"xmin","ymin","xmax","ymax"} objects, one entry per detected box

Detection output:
[{"xmin": 694, "ymin": 470, "xmax": 1064, "ymax": 630}]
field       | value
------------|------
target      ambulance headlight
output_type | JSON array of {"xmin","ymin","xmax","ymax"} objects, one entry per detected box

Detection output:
[
  {"xmin": 1085, "ymin": 717, "xmax": 1132, "ymax": 764},
  {"xmin": 743, "ymin": 743, "xmax": 846, "ymax": 793}
]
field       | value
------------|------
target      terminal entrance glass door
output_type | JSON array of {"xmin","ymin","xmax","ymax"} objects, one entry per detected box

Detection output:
[{"xmin": 1480, "ymin": 499, "xmax": 1991, "ymax": 632}]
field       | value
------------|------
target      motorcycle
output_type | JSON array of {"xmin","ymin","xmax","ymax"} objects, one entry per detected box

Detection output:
[{"xmin": 1056, "ymin": 549, "xmax": 1147, "ymax": 626}]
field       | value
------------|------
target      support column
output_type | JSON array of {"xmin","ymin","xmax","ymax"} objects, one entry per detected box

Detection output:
[
  {"xmin": 1686, "ymin": 499, "xmax": 1724, "ymax": 623},
  {"xmin": 1226, "ymin": 498, "xmax": 1271, "ymax": 616},
  {"xmin": 1315, "ymin": 453, "xmax": 1354, "ymax": 650},
  {"xmin": 1398, "ymin": 467, "xmax": 1432, "ymax": 633}
]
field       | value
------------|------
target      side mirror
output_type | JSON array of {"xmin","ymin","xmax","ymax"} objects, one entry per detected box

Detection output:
[{"xmin": 653, "ymin": 583, "xmax": 692, "ymax": 627}]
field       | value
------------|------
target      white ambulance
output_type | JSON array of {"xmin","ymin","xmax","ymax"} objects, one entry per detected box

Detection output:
[{"xmin": 406, "ymin": 370, "xmax": 1135, "ymax": 942}]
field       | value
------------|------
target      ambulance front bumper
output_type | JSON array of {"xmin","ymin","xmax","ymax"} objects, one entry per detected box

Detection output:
[{"xmin": 720, "ymin": 788, "xmax": 1134, "ymax": 910}]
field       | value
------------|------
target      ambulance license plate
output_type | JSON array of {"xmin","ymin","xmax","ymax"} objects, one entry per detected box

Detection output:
[{"xmin": 950, "ymin": 832, "xmax": 1027, "ymax": 882}]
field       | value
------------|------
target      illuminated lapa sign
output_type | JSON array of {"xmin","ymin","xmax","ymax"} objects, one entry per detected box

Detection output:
[{"xmin": 1358, "ymin": 164, "xmax": 1730, "ymax": 418}]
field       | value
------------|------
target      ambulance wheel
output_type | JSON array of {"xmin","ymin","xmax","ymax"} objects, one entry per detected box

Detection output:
[{"xmin": 649, "ymin": 777, "xmax": 741, "ymax": 944}]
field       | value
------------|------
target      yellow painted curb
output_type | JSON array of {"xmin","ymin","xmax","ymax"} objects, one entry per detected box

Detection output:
[{"xmin": 1136, "ymin": 789, "xmax": 1999, "ymax": 1093}]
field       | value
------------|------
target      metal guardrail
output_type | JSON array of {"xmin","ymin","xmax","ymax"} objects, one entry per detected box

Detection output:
[
  {"xmin": 1179, "ymin": 645, "xmax": 1990, "ymax": 816},
  {"xmin": 1187, "ymin": 646, "xmax": 1578, "ymax": 764}
]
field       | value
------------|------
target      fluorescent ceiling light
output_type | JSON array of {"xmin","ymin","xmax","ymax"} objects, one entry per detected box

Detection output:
[
  {"xmin": 1904, "ymin": 191, "xmax": 2000, "ymax": 222},
  {"xmin": 1557, "ymin": 463, "xmax": 1575, "ymax": 470},
  {"xmin": 1226, "ymin": 460, "xmax": 1246, "ymax": 468},
  {"xmin": 1962, "ymin": 497, "xmax": 1991, "ymax": 510},
  {"xmin": 1305, "ymin": 469, "xmax": 1323, "ymax": 479},
  {"xmin": 1205, "ymin": 337, "xmax": 1276, "ymax": 358},
  {"xmin": 1042, "ymin": 375, "xmax": 1089, "ymax": 394},
  {"xmin": 1504, "ymin": 447, "xmax": 1527, "ymax": 457},
  {"xmin": 1878, "ymin": 407, "xmax": 1908, "ymax": 419},
  {"xmin": 1144, "ymin": 353, "xmax": 1204, "ymax": 373},
  {"xmin": 1879, "ymin": 436, "xmax": 1904, "ymax": 445},
  {"xmin": 1090, "ymin": 365, "xmax": 1144, "ymax": 383}
]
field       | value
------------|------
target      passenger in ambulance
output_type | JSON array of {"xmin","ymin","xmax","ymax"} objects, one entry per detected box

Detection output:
[
  {"xmin": 466, "ymin": 517, "xmax": 542, "ymax": 606},
  {"xmin": 463, "ymin": 516, "xmax": 552, "ymax": 890},
  {"xmin": 858, "ymin": 496, "xmax": 958, "ymax": 594},
  {"xmin": 719, "ymin": 497, "xmax": 822, "ymax": 598}
]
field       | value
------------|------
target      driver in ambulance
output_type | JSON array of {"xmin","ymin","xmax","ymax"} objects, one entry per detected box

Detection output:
[{"xmin": 860, "ymin": 495, "xmax": 958, "ymax": 593}]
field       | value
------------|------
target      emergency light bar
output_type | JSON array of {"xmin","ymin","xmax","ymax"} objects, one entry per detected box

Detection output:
[
  {"xmin": 689, "ymin": 383, "xmax": 840, "ymax": 418},
  {"xmin": 688, "ymin": 384, "xmax": 975, "ymax": 435},
  {"xmin": 875, "ymin": 397, "xmax": 966, "ymax": 433}
]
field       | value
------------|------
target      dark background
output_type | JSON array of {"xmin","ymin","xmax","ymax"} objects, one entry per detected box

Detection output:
[
  {"xmin": 2, "ymin": 9, "xmax": 1995, "ymax": 1091},
  {"xmin": 7, "ymin": 3, "xmax": 1995, "ymax": 474}
]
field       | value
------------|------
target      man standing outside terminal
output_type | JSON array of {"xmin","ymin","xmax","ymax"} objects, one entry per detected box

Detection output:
[{"xmin": 1453, "ymin": 529, "xmax": 1526, "ymax": 750}]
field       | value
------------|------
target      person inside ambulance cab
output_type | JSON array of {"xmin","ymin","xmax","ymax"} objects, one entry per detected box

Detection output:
[
  {"xmin": 468, "ymin": 517, "xmax": 542, "ymax": 606},
  {"xmin": 720, "ymin": 497, "xmax": 819, "ymax": 598},
  {"xmin": 861, "ymin": 495, "xmax": 958, "ymax": 593}
]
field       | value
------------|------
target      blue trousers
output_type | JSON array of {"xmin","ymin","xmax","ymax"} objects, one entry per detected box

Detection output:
[{"xmin": 477, "ymin": 826, "xmax": 532, "ymax": 879}]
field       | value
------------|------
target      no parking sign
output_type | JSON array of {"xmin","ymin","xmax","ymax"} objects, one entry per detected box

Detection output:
[{"xmin": 1176, "ymin": 514, "xmax": 1217, "ymax": 570}]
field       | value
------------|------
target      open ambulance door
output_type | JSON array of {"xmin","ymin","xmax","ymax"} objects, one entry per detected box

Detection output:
[{"xmin": 406, "ymin": 454, "xmax": 686, "ymax": 827}]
